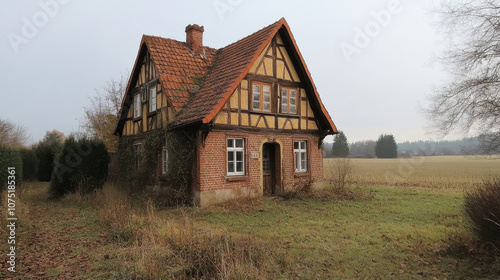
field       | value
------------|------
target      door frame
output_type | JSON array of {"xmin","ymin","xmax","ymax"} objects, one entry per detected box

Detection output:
[{"xmin": 262, "ymin": 142, "xmax": 281, "ymax": 195}]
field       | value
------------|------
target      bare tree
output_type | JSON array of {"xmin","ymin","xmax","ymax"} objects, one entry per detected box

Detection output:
[
  {"xmin": 82, "ymin": 72, "xmax": 128, "ymax": 152},
  {"xmin": 427, "ymin": 0, "xmax": 500, "ymax": 154},
  {"xmin": 0, "ymin": 119, "xmax": 29, "ymax": 148}
]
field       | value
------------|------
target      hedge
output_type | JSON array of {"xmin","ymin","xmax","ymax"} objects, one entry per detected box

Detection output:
[
  {"xmin": 50, "ymin": 137, "xmax": 109, "ymax": 197},
  {"xmin": 0, "ymin": 146, "xmax": 22, "ymax": 191}
]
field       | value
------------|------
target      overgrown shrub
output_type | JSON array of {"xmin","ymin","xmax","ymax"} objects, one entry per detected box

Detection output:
[
  {"xmin": 36, "ymin": 143, "xmax": 61, "ymax": 181},
  {"xmin": 279, "ymin": 177, "xmax": 315, "ymax": 199},
  {"xmin": 117, "ymin": 129, "xmax": 194, "ymax": 206},
  {"xmin": 464, "ymin": 177, "xmax": 500, "ymax": 246},
  {"xmin": 326, "ymin": 157, "xmax": 353, "ymax": 193},
  {"xmin": 117, "ymin": 130, "xmax": 166, "ymax": 192},
  {"xmin": 0, "ymin": 146, "xmax": 22, "ymax": 191},
  {"xmin": 20, "ymin": 148, "xmax": 37, "ymax": 181},
  {"xmin": 50, "ymin": 137, "xmax": 109, "ymax": 197},
  {"xmin": 35, "ymin": 130, "xmax": 64, "ymax": 181}
]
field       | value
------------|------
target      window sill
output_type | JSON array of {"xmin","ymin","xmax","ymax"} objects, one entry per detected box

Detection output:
[
  {"xmin": 158, "ymin": 175, "xmax": 168, "ymax": 181},
  {"xmin": 250, "ymin": 109, "xmax": 272, "ymax": 115},
  {"xmin": 147, "ymin": 111, "xmax": 157, "ymax": 116},
  {"xmin": 294, "ymin": 172, "xmax": 309, "ymax": 178},
  {"xmin": 226, "ymin": 176, "xmax": 248, "ymax": 182},
  {"xmin": 279, "ymin": 113, "xmax": 299, "ymax": 117},
  {"xmin": 133, "ymin": 117, "xmax": 142, "ymax": 122}
]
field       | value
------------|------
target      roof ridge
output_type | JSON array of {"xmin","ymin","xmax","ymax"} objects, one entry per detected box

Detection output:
[
  {"xmin": 219, "ymin": 18, "xmax": 283, "ymax": 50},
  {"xmin": 171, "ymin": 18, "xmax": 285, "ymax": 126},
  {"xmin": 142, "ymin": 34, "xmax": 219, "ymax": 52}
]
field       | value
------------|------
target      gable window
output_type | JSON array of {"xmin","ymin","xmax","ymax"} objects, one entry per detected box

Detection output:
[
  {"xmin": 149, "ymin": 86, "xmax": 157, "ymax": 113},
  {"xmin": 281, "ymin": 87, "xmax": 297, "ymax": 114},
  {"xmin": 162, "ymin": 140, "xmax": 168, "ymax": 175},
  {"xmin": 227, "ymin": 138, "xmax": 245, "ymax": 176},
  {"xmin": 293, "ymin": 141, "xmax": 307, "ymax": 173},
  {"xmin": 252, "ymin": 82, "xmax": 271, "ymax": 112},
  {"xmin": 134, "ymin": 94, "xmax": 141, "ymax": 118}
]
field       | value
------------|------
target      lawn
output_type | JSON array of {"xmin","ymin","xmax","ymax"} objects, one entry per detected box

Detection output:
[{"xmin": 1, "ymin": 156, "xmax": 499, "ymax": 279}]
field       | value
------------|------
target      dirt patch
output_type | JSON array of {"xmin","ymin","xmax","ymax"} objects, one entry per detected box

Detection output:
[{"xmin": 1, "ymin": 184, "xmax": 109, "ymax": 279}]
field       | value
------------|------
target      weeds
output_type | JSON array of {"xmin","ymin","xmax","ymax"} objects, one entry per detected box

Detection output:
[
  {"xmin": 464, "ymin": 177, "xmax": 500, "ymax": 248},
  {"xmin": 326, "ymin": 157, "xmax": 354, "ymax": 193},
  {"xmin": 206, "ymin": 195, "xmax": 264, "ymax": 212},
  {"xmin": 96, "ymin": 184, "xmax": 273, "ymax": 279},
  {"xmin": 279, "ymin": 175, "xmax": 373, "ymax": 201}
]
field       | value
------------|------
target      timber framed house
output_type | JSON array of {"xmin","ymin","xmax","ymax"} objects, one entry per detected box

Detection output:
[{"xmin": 115, "ymin": 18, "xmax": 338, "ymax": 206}]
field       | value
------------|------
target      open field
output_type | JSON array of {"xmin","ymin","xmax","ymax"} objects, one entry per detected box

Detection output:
[
  {"xmin": 325, "ymin": 155, "xmax": 500, "ymax": 189},
  {"xmin": 1, "ymin": 156, "xmax": 500, "ymax": 279}
]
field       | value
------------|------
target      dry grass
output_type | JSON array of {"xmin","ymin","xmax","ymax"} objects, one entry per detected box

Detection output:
[
  {"xmin": 96, "ymin": 184, "xmax": 273, "ymax": 279},
  {"xmin": 464, "ymin": 177, "xmax": 500, "ymax": 246},
  {"xmin": 205, "ymin": 195, "xmax": 264, "ymax": 212},
  {"xmin": 8, "ymin": 156, "xmax": 500, "ymax": 278},
  {"xmin": 325, "ymin": 156, "xmax": 500, "ymax": 189}
]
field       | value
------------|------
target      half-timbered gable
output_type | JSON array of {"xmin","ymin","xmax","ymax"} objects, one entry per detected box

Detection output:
[
  {"xmin": 213, "ymin": 33, "xmax": 322, "ymax": 132},
  {"xmin": 115, "ymin": 18, "xmax": 338, "ymax": 206},
  {"xmin": 117, "ymin": 33, "xmax": 218, "ymax": 136}
]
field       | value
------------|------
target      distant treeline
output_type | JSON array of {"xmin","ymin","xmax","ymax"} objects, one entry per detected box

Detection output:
[
  {"xmin": 323, "ymin": 137, "xmax": 481, "ymax": 158},
  {"xmin": 397, "ymin": 138, "xmax": 480, "ymax": 156}
]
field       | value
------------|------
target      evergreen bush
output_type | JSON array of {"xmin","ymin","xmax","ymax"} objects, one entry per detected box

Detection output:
[
  {"xmin": 50, "ymin": 137, "xmax": 109, "ymax": 197},
  {"xmin": 20, "ymin": 148, "xmax": 37, "ymax": 181},
  {"xmin": 0, "ymin": 146, "xmax": 22, "ymax": 191}
]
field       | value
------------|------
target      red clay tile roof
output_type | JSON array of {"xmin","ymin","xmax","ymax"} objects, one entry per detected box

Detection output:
[
  {"xmin": 116, "ymin": 18, "xmax": 337, "ymax": 135},
  {"xmin": 172, "ymin": 18, "xmax": 336, "ymax": 133},
  {"xmin": 143, "ymin": 35, "xmax": 217, "ymax": 111},
  {"xmin": 172, "ymin": 19, "xmax": 282, "ymax": 126}
]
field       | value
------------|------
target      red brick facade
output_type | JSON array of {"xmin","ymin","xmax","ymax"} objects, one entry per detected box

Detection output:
[{"xmin": 193, "ymin": 130, "xmax": 324, "ymax": 206}]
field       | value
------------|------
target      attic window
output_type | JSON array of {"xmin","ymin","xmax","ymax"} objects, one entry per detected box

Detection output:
[
  {"xmin": 281, "ymin": 87, "xmax": 297, "ymax": 114},
  {"xmin": 252, "ymin": 82, "xmax": 271, "ymax": 112},
  {"xmin": 149, "ymin": 86, "xmax": 157, "ymax": 113},
  {"xmin": 134, "ymin": 94, "xmax": 141, "ymax": 118}
]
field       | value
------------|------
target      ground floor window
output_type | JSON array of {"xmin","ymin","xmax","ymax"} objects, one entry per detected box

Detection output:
[
  {"xmin": 227, "ymin": 138, "xmax": 245, "ymax": 176},
  {"xmin": 294, "ymin": 141, "xmax": 307, "ymax": 173},
  {"xmin": 133, "ymin": 143, "xmax": 142, "ymax": 170},
  {"xmin": 162, "ymin": 140, "xmax": 168, "ymax": 175}
]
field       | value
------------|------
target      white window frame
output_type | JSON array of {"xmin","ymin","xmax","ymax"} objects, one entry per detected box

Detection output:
[
  {"xmin": 134, "ymin": 94, "xmax": 141, "ymax": 118},
  {"xmin": 281, "ymin": 87, "xmax": 297, "ymax": 114},
  {"xmin": 294, "ymin": 141, "xmax": 307, "ymax": 173},
  {"xmin": 149, "ymin": 86, "xmax": 157, "ymax": 113},
  {"xmin": 252, "ymin": 82, "xmax": 271, "ymax": 112},
  {"xmin": 227, "ymin": 138, "xmax": 245, "ymax": 176},
  {"xmin": 162, "ymin": 140, "xmax": 168, "ymax": 175}
]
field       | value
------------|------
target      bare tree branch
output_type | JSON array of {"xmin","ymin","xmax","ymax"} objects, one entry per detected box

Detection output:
[
  {"xmin": 81, "ymin": 72, "xmax": 128, "ymax": 152},
  {"xmin": 0, "ymin": 119, "xmax": 30, "ymax": 148},
  {"xmin": 427, "ymin": 0, "xmax": 500, "ymax": 154}
]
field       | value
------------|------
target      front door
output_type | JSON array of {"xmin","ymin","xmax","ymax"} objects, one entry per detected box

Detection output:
[{"xmin": 263, "ymin": 143, "xmax": 276, "ymax": 195}]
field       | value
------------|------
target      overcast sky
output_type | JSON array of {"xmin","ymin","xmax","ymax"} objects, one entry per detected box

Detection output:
[{"xmin": 1, "ymin": 0, "xmax": 450, "ymax": 144}]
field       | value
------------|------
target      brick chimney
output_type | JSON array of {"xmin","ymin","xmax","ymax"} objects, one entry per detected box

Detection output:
[{"xmin": 185, "ymin": 24, "xmax": 204, "ymax": 54}]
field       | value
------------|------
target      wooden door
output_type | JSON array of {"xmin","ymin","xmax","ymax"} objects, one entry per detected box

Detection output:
[{"xmin": 263, "ymin": 143, "xmax": 275, "ymax": 195}]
